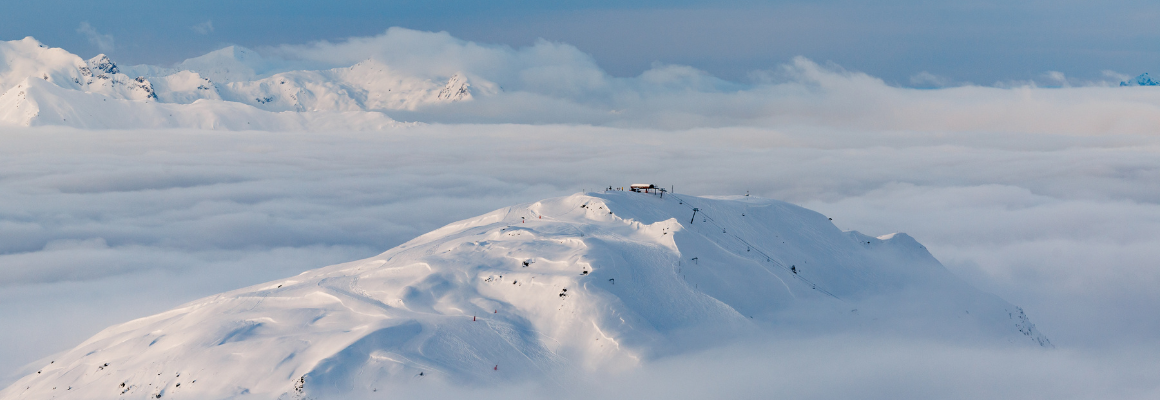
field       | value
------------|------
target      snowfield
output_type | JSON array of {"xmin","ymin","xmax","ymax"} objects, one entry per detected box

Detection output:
[{"xmin": 0, "ymin": 191, "xmax": 1048, "ymax": 400}]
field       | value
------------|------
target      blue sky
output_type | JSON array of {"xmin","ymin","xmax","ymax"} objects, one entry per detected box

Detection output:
[{"xmin": 3, "ymin": 0, "xmax": 1158, "ymax": 85}]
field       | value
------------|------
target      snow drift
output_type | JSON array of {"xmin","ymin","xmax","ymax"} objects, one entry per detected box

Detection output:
[{"xmin": 0, "ymin": 191, "xmax": 1049, "ymax": 400}]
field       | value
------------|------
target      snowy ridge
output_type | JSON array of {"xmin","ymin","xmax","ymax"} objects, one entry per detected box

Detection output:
[
  {"xmin": 171, "ymin": 46, "xmax": 271, "ymax": 84},
  {"xmin": 0, "ymin": 38, "xmax": 475, "ymax": 129},
  {"xmin": 0, "ymin": 77, "xmax": 401, "ymax": 131},
  {"xmin": 0, "ymin": 38, "xmax": 155, "ymax": 102},
  {"xmin": 0, "ymin": 192, "xmax": 1049, "ymax": 400},
  {"xmin": 1120, "ymin": 73, "xmax": 1160, "ymax": 86},
  {"xmin": 214, "ymin": 61, "xmax": 472, "ymax": 113}
]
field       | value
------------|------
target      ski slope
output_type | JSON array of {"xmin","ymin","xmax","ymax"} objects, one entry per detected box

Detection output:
[{"xmin": 0, "ymin": 191, "xmax": 1049, "ymax": 400}]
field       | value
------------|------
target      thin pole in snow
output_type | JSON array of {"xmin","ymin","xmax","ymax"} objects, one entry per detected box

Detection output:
[{"xmin": 690, "ymin": 208, "xmax": 699, "ymax": 224}]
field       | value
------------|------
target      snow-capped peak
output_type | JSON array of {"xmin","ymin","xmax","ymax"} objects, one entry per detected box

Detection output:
[
  {"xmin": 0, "ymin": 42, "xmax": 145, "ymax": 99},
  {"xmin": 437, "ymin": 73, "xmax": 471, "ymax": 101},
  {"xmin": 1120, "ymin": 73, "xmax": 1159, "ymax": 86},
  {"xmin": 0, "ymin": 38, "xmax": 484, "ymax": 129},
  {"xmin": 174, "ymin": 45, "xmax": 269, "ymax": 83},
  {"xmin": 85, "ymin": 54, "xmax": 119, "ymax": 75}
]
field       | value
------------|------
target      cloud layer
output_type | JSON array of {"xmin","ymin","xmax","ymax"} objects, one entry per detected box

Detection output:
[
  {"xmin": 247, "ymin": 28, "xmax": 1160, "ymax": 132},
  {"xmin": 2, "ymin": 122, "xmax": 1160, "ymax": 398}
]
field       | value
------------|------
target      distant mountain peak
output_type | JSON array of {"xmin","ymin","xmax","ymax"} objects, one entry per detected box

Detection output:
[
  {"xmin": 437, "ymin": 73, "xmax": 471, "ymax": 101},
  {"xmin": 1120, "ymin": 73, "xmax": 1159, "ymax": 86},
  {"xmin": 0, "ymin": 38, "xmax": 482, "ymax": 129},
  {"xmin": 174, "ymin": 45, "xmax": 267, "ymax": 83},
  {"xmin": 86, "ymin": 54, "xmax": 119, "ymax": 75}
]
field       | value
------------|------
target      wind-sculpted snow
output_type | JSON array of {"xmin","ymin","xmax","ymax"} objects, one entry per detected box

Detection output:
[{"xmin": 0, "ymin": 192, "xmax": 1048, "ymax": 400}]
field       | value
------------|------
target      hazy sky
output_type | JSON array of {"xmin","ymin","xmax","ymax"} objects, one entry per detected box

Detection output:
[{"xmin": 3, "ymin": 0, "xmax": 1159, "ymax": 85}]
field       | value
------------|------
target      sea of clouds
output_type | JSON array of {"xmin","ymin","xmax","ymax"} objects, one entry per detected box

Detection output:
[
  {"xmin": 159, "ymin": 27, "xmax": 1160, "ymax": 130},
  {"xmin": 2, "ymin": 28, "xmax": 1160, "ymax": 398}
]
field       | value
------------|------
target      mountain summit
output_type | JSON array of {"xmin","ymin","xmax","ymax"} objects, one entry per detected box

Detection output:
[
  {"xmin": 1120, "ymin": 73, "xmax": 1160, "ymax": 86},
  {"xmin": 0, "ymin": 191, "xmax": 1049, "ymax": 400}
]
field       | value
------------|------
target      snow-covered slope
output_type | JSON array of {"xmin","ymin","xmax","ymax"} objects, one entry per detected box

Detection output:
[
  {"xmin": 0, "ymin": 38, "xmax": 475, "ymax": 129},
  {"xmin": 172, "ymin": 46, "xmax": 272, "ymax": 84},
  {"xmin": 128, "ymin": 54, "xmax": 475, "ymax": 112},
  {"xmin": 0, "ymin": 192, "xmax": 1049, "ymax": 400},
  {"xmin": 0, "ymin": 76, "xmax": 400, "ymax": 131},
  {"xmin": 213, "ymin": 60, "xmax": 472, "ymax": 113},
  {"xmin": 0, "ymin": 38, "xmax": 155, "ymax": 102}
]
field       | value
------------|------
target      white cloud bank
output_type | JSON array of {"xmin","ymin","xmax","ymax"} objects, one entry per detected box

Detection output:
[
  {"xmin": 374, "ymin": 336, "xmax": 1160, "ymax": 400},
  {"xmin": 2, "ymin": 124, "xmax": 1160, "ymax": 399},
  {"xmin": 242, "ymin": 28, "xmax": 1160, "ymax": 133}
]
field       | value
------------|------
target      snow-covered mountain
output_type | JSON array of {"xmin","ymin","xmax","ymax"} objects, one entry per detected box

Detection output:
[
  {"xmin": 0, "ymin": 37, "xmax": 476, "ymax": 129},
  {"xmin": 212, "ymin": 61, "xmax": 472, "ymax": 112},
  {"xmin": 0, "ymin": 38, "xmax": 156, "ymax": 102},
  {"xmin": 0, "ymin": 191, "xmax": 1049, "ymax": 400},
  {"xmin": 1120, "ymin": 73, "xmax": 1160, "ymax": 86}
]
